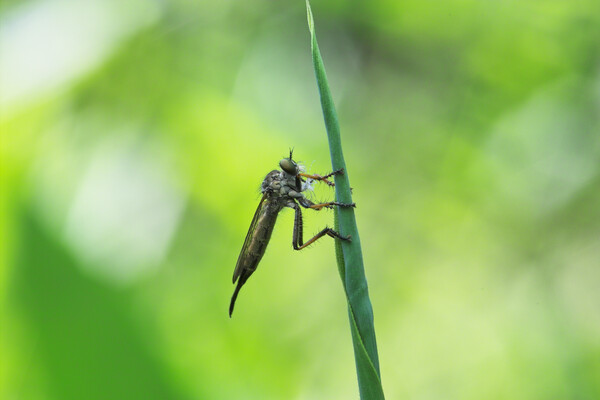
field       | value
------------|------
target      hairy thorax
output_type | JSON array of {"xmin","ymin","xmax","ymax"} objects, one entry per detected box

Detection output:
[{"xmin": 261, "ymin": 170, "xmax": 304, "ymax": 200}]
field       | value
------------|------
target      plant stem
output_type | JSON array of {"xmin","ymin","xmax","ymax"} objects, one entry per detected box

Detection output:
[{"xmin": 306, "ymin": 2, "xmax": 385, "ymax": 399}]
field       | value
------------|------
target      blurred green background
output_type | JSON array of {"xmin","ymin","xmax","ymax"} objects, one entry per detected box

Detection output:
[{"xmin": 1, "ymin": 0, "xmax": 599, "ymax": 399}]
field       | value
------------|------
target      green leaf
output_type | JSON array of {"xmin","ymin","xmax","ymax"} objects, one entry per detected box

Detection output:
[{"xmin": 306, "ymin": 1, "xmax": 385, "ymax": 399}]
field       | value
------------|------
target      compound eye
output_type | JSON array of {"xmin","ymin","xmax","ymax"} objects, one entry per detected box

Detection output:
[{"xmin": 279, "ymin": 158, "xmax": 298, "ymax": 175}]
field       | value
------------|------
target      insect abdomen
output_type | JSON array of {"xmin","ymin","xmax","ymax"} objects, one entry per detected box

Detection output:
[{"xmin": 242, "ymin": 206, "xmax": 279, "ymax": 271}]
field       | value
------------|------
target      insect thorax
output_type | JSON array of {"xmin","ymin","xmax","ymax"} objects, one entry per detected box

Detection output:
[{"xmin": 261, "ymin": 170, "xmax": 304, "ymax": 200}]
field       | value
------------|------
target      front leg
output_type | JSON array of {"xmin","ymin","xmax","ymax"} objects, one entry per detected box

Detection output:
[{"xmin": 299, "ymin": 168, "xmax": 344, "ymax": 187}]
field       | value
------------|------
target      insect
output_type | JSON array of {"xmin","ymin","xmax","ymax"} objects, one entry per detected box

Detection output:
[{"xmin": 229, "ymin": 150, "xmax": 355, "ymax": 316}]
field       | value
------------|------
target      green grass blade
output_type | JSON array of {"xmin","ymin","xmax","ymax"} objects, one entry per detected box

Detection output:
[{"xmin": 306, "ymin": 2, "xmax": 385, "ymax": 398}]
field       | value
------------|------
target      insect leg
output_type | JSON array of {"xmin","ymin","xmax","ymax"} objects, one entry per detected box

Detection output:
[
  {"xmin": 292, "ymin": 203, "xmax": 304, "ymax": 249},
  {"xmin": 292, "ymin": 203, "xmax": 351, "ymax": 250},
  {"xmin": 297, "ymin": 197, "xmax": 355, "ymax": 210},
  {"xmin": 298, "ymin": 168, "xmax": 344, "ymax": 187},
  {"xmin": 309, "ymin": 201, "xmax": 356, "ymax": 211}
]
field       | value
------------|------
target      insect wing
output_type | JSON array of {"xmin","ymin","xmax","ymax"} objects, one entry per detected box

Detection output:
[{"xmin": 232, "ymin": 193, "xmax": 268, "ymax": 283}]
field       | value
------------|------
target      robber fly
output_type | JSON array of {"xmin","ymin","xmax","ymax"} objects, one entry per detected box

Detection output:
[{"xmin": 229, "ymin": 150, "xmax": 355, "ymax": 316}]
